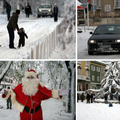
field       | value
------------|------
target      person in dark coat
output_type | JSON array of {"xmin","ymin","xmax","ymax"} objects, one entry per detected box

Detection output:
[
  {"xmin": 81, "ymin": 93, "xmax": 85, "ymax": 102},
  {"xmin": 86, "ymin": 93, "xmax": 91, "ymax": 103},
  {"xmin": 25, "ymin": 3, "xmax": 32, "ymax": 18},
  {"xmin": 53, "ymin": 3, "xmax": 58, "ymax": 22},
  {"xmin": 5, "ymin": 2, "xmax": 11, "ymax": 21},
  {"xmin": 18, "ymin": 28, "xmax": 28, "ymax": 48},
  {"xmin": 7, "ymin": 9, "xmax": 20, "ymax": 49},
  {"xmin": 91, "ymin": 93, "xmax": 93, "ymax": 103},
  {"xmin": 110, "ymin": 93, "xmax": 113, "ymax": 100},
  {"xmin": 6, "ymin": 87, "xmax": 12, "ymax": 109},
  {"xmin": 104, "ymin": 94, "xmax": 108, "ymax": 103}
]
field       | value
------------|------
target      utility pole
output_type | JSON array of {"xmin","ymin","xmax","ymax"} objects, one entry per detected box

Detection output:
[{"xmin": 87, "ymin": 2, "xmax": 89, "ymax": 30}]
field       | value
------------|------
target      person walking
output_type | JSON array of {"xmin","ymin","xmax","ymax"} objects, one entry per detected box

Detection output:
[
  {"xmin": 25, "ymin": 3, "xmax": 32, "ymax": 18},
  {"xmin": 18, "ymin": 28, "xmax": 28, "ymax": 48},
  {"xmin": 81, "ymin": 93, "xmax": 85, "ymax": 102},
  {"xmin": 5, "ymin": 2, "xmax": 11, "ymax": 21},
  {"xmin": 86, "ymin": 93, "xmax": 90, "ymax": 103},
  {"xmin": 7, "ymin": 9, "xmax": 20, "ymax": 49},
  {"xmin": 105, "ymin": 94, "xmax": 108, "ymax": 103},
  {"xmin": 91, "ymin": 93, "xmax": 93, "ymax": 103},
  {"xmin": 6, "ymin": 87, "xmax": 12, "ymax": 109},
  {"xmin": 53, "ymin": 3, "xmax": 58, "ymax": 22}
]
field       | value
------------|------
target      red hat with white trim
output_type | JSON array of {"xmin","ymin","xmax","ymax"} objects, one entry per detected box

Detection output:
[{"xmin": 25, "ymin": 69, "xmax": 39, "ymax": 78}]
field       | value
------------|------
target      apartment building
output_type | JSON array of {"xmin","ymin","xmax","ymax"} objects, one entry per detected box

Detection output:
[
  {"xmin": 78, "ymin": 0, "xmax": 120, "ymax": 25},
  {"xmin": 77, "ymin": 61, "xmax": 90, "ymax": 91}
]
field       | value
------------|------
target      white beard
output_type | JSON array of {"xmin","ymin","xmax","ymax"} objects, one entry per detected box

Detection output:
[{"xmin": 22, "ymin": 77, "xmax": 40, "ymax": 96}]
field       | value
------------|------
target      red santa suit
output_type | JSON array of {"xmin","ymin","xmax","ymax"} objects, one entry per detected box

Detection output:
[{"xmin": 2, "ymin": 69, "xmax": 60, "ymax": 120}]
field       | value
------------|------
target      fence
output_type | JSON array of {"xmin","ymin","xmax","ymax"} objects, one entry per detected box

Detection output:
[{"xmin": 16, "ymin": 20, "xmax": 63, "ymax": 59}]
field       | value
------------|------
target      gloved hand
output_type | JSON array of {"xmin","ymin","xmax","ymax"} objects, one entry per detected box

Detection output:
[{"xmin": 59, "ymin": 87, "xmax": 69, "ymax": 96}]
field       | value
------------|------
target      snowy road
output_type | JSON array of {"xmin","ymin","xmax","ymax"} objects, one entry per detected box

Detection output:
[
  {"xmin": 0, "ymin": 15, "xmax": 63, "ymax": 59},
  {"xmin": 77, "ymin": 29, "xmax": 120, "ymax": 59},
  {"xmin": 0, "ymin": 97, "xmax": 71, "ymax": 120}
]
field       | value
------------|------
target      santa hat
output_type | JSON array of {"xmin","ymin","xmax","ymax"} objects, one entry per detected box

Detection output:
[{"xmin": 25, "ymin": 69, "xmax": 39, "ymax": 78}]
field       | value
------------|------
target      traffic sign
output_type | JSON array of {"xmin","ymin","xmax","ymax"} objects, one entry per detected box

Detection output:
[
  {"xmin": 105, "ymin": 4, "xmax": 111, "ymax": 12},
  {"xmin": 87, "ymin": 0, "xmax": 90, "ymax": 2}
]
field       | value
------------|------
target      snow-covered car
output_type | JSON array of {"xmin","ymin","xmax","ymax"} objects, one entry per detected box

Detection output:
[
  {"xmin": 37, "ymin": 4, "xmax": 53, "ymax": 17},
  {"xmin": 88, "ymin": 24, "xmax": 120, "ymax": 55}
]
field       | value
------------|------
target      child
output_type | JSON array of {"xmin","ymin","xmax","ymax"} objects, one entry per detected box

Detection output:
[{"xmin": 18, "ymin": 28, "xmax": 28, "ymax": 48}]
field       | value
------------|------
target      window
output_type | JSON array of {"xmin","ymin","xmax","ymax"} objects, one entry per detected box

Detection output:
[
  {"xmin": 92, "ymin": 75, "xmax": 95, "ymax": 81},
  {"xmin": 77, "ymin": 68, "xmax": 81, "ymax": 75},
  {"xmin": 97, "ymin": 67, "xmax": 100, "ymax": 72},
  {"xmin": 86, "ymin": 70, "xmax": 89, "ymax": 77},
  {"xmin": 86, "ymin": 61, "xmax": 89, "ymax": 66},
  {"xmin": 78, "ymin": 61, "xmax": 81, "ymax": 64},
  {"xmin": 91, "ymin": 65, "xmax": 95, "ymax": 71},
  {"xmin": 114, "ymin": 0, "xmax": 120, "ymax": 8},
  {"xmin": 91, "ymin": 0, "xmax": 101, "ymax": 9},
  {"xmin": 97, "ymin": 76, "xmax": 100, "ymax": 82}
]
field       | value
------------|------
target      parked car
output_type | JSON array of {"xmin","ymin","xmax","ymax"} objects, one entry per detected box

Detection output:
[
  {"xmin": 37, "ymin": 4, "xmax": 53, "ymax": 17},
  {"xmin": 88, "ymin": 24, "xmax": 120, "ymax": 55}
]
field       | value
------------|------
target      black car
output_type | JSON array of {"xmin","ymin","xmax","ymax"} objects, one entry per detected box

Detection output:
[{"xmin": 88, "ymin": 24, "xmax": 120, "ymax": 55}]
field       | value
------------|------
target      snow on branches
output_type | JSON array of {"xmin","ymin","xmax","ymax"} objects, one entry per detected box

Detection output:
[{"xmin": 97, "ymin": 61, "xmax": 120, "ymax": 100}]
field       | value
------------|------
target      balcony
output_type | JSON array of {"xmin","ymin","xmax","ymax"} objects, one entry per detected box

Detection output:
[{"xmin": 77, "ymin": 75, "xmax": 90, "ymax": 82}]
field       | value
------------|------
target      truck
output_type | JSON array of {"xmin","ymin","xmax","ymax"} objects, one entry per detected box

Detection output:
[{"xmin": 37, "ymin": 3, "xmax": 53, "ymax": 18}]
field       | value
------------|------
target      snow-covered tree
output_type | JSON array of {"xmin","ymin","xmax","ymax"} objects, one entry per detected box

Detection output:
[
  {"xmin": 0, "ymin": 61, "xmax": 12, "ymax": 83},
  {"xmin": 97, "ymin": 61, "xmax": 120, "ymax": 99}
]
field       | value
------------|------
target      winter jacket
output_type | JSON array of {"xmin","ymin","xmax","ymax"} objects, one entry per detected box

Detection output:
[
  {"xmin": 6, "ymin": 3, "xmax": 11, "ymax": 13},
  {"xmin": 81, "ymin": 94, "xmax": 85, "ymax": 100},
  {"xmin": 87, "ymin": 94, "xmax": 91, "ymax": 101},
  {"xmin": 25, "ymin": 5, "xmax": 32, "ymax": 14},
  {"xmin": 7, "ymin": 13, "xmax": 19, "ymax": 30},
  {"xmin": 18, "ymin": 31, "xmax": 28, "ymax": 40},
  {"xmin": 54, "ymin": 6, "xmax": 58, "ymax": 14}
]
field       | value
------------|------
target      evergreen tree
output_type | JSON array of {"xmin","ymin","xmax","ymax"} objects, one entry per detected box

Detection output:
[{"xmin": 97, "ymin": 61, "xmax": 120, "ymax": 99}]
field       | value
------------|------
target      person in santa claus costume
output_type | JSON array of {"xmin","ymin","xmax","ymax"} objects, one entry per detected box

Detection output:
[{"xmin": 2, "ymin": 69, "xmax": 68, "ymax": 120}]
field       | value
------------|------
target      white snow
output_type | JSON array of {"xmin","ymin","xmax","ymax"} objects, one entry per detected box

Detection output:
[
  {"xmin": 0, "ymin": 96, "xmax": 71, "ymax": 120},
  {"xmin": 0, "ymin": 14, "xmax": 65, "ymax": 59},
  {"xmin": 77, "ymin": 100, "xmax": 120, "ymax": 120},
  {"xmin": 77, "ymin": 26, "xmax": 120, "ymax": 59}
]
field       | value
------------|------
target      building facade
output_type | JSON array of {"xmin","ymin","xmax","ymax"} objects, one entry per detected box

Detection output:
[
  {"xmin": 77, "ymin": 61, "xmax": 90, "ymax": 91},
  {"xmin": 78, "ymin": 0, "xmax": 120, "ymax": 25},
  {"xmin": 90, "ymin": 61, "xmax": 106, "ymax": 89}
]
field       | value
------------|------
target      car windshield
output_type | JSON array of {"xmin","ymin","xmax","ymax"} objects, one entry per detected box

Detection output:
[
  {"xmin": 94, "ymin": 25, "xmax": 120, "ymax": 34},
  {"xmin": 39, "ymin": 5, "xmax": 51, "ymax": 8}
]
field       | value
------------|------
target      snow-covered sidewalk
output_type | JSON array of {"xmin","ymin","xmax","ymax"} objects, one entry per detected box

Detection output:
[
  {"xmin": 0, "ymin": 96, "xmax": 71, "ymax": 120},
  {"xmin": 0, "ymin": 14, "xmax": 63, "ymax": 59},
  {"xmin": 77, "ymin": 100, "xmax": 120, "ymax": 120}
]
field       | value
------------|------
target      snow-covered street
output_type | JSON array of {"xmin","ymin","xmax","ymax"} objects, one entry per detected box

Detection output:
[
  {"xmin": 77, "ymin": 100, "xmax": 120, "ymax": 120},
  {"xmin": 77, "ymin": 27, "xmax": 120, "ymax": 59},
  {"xmin": 0, "ymin": 96, "xmax": 71, "ymax": 120},
  {"xmin": 0, "ymin": 14, "xmax": 63, "ymax": 59}
]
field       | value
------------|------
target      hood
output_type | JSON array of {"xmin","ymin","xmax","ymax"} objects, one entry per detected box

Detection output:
[
  {"xmin": 89, "ymin": 34, "xmax": 120, "ymax": 40},
  {"xmin": 12, "ymin": 12, "xmax": 18, "ymax": 16}
]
